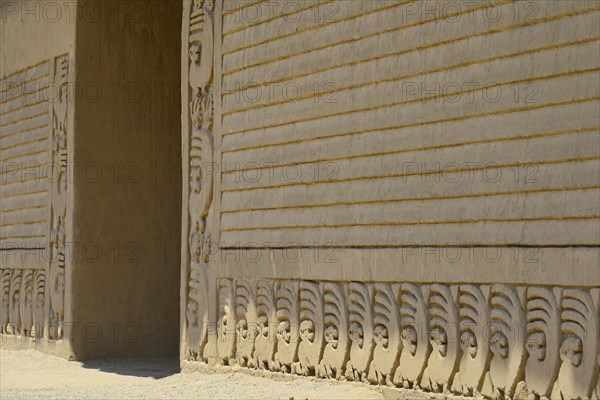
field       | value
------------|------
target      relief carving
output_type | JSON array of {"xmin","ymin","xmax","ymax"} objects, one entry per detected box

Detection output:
[
  {"xmin": 253, "ymin": 280, "xmax": 277, "ymax": 370},
  {"xmin": 367, "ymin": 283, "xmax": 401, "ymax": 386},
  {"xmin": 48, "ymin": 54, "xmax": 69, "ymax": 341},
  {"xmin": 553, "ymin": 288, "xmax": 600, "ymax": 399},
  {"xmin": 524, "ymin": 287, "xmax": 561, "ymax": 399},
  {"xmin": 452, "ymin": 285, "xmax": 491, "ymax": 396},
  {"xmin": 293, "ymin": 281, "xmax": 325, "ymax": 376},
  {"xmin": 217, "ymin": 278, "xmax": 236, "ymax": 365},
  {"xmin": 421, "ymin": 284, "xmax": 461, "ymax": 393},
  {"xmin": 394, "ymin": 283, "xmax": 431, "ymax": 389},
  {"xmin": 33, "ymin": 271, "xmax": 45, "ymax": 338},
  {"xmin": 8, "ymin": 271, "xmax": 22, "ymax": 335},
  {"xmin": 273, "ymin": 281, "xmax": 300, "ymax": 373},
  {"xmin": 318, "ymin": 282, "xmax": 350, "ymax": 380},
  {"xmin": 185, "ymin": 0, "xmax": 216, "ymax": 361},
  {"xmin": 482, "ymin": 285, "xmax": 527, "ymax": 399},
  {"xmin": 20, "ymin": 270, "xmax": 34, "ymax": 337},
  {"xmin": 1, "ymin": 270, "xmax": 11, "ymax": 334},
  {"xmin": 235, "ymin": 280, "xmax": 258, "ymax": 367},
  {"xmin": 183, "ymin": 276, "xmax": 599, "ymax": 397},
  {"xmin": 345, "ymin": 282, "xmax": 375, "ymax": 382}
]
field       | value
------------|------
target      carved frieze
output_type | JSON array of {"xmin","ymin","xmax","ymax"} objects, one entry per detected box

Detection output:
[
  {"xmin": 200, "ymin": 279, "xmax": 600, "ymax": 397},
  {"xmin": 184, "ymin": 0, "xmax": 216, "ymax": 362}
]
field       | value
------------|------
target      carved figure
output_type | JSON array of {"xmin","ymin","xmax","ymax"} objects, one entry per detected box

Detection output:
[
  {"xmin": 345, "ymin": 283, "xmax": 375, "ymax": 382},
  {"xmin": 368, "ymin": 284, "xmax": 401, "ymax": 386}
]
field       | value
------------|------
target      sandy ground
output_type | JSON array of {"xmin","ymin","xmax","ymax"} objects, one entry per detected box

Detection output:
[{"xmin": 0, "ymin": 349, "xmax": 386, "ymax": 400}]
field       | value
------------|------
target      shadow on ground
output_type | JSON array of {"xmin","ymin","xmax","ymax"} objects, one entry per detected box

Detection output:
[{"xmin": 80, "ymin": 358, "xmax": 180, "ymax": 379}]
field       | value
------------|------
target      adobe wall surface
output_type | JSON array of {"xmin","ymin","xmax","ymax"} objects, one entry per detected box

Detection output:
[
  {"xmin": 1, "ymin": 2, "xmax": 76, "ymax": 357},
  {"xmin": 181, "ymin": 1, "xmax": 600, "ymax": 399},
  {"xmin": 1, "ymin": 1, "xmax": 182, "ymax": 359}
]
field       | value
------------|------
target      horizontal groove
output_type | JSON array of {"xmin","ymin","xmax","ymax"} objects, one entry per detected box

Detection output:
[
  {"xmin": 222, "ymin": 0, "xmax": 514, "ymax": 76},
  {"xmin": 0, "ymin": 189, "xmax": 46, "ymax": 200},
  {"xmin": 0, "ymin": 84, "xmax": 50, "ymax": 105},
  {"xmin": 222, "ymin": 0, "xmax": 265, "ymax": 16},
  {"xmin": 0, "ymin": 60, "xmax": 50, "ymax": 81},
  {"xmin": 222, "ymin": 0, "xmax": 412, "ymax": 56},
  {"xmin": 222, "ymin": 155, "xmax": 600, "ymax": 193},
  {"xmin": 223, "ymin": 67, "xmax": 600, "ymax": 136},
  {"xmin": 223, "ymin": 0, "xmax": 336, "ymax": 36},
  {"xmin": 0, "ymin": 234, "xmax": 45, "ymax": 240},
  {"xmin": 221, "ymin": 185, "xmax": 600, "ymax": 214},
  {"xmin": 221, "ymin": 215, "xmax": 600, "ymax": 232},
  {"xmin": 223, "ymin": 6, "xmax": 600, "ymax": 95},
  {"xmin": 0, "ymin": 173, "xmax": 46, "ymax": 187},
  {"xmin": 0, "ymin": 73, "xmax": 49, "ymax": 95},
  {"xmin": 223, "ymin": 36, "xmax": 599, "ymax": 116},
  {"xmin": 0, "ymin": 99, "xmax": 46, "ymax": 117},
  {"xmin": 0, "ymin": 220, "xmax": 45, "ymax": 228},
  {"xmin": 220, "ymin": 243, "xmax": 600, "ymax": 249},
  {"xmin": 0, "ymin": 112, "xmax": 48, "ymax": 128},
  {"xmin": 0, "ymin": 136, "xmax": 46, "ymax": 152},
  {"xmin": 0, "ymin": 123, "xmax": 48, "ymax": 140},
  {"xmin": 222, "ymin": 97, "xmax": 600, "ymax": 153},
  {"xmin": 0, "ymin": 162, "xmax": 46, "ymax": 174},
  {"xmin": 223, "ymin": 127, "xmax": 599, "ymax": 173},
  {"xmin": 0, "ymin": 149, "xmax": 46, "ymax": 163},
  {"xmin": 0, "ymin": 204, "xmax": 46, "ymax": 214}
]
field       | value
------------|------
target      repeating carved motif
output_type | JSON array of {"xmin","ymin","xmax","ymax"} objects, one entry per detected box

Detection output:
[
  {"xmin": 452, "ymin": 285, "xmax": 491, "ymax": 396},
  {"xmin": 8, "ymin": 271, "xmax": 22, "ymax": 335},
  {"xmin": 273, "ymin": 281, "xmax": 300, "ymax": 373},
  {"xmin": 318, "ymin": 282, "xmax": 350, "ymax": 380},
  {"xmin": 235, "ymin": 280, "xmax": 257, "ymax": 367},
  {"xmin": 367, "ymin": 283, "xmax": 401, "ymax": 386},
  {"xmin": 253, "ymin": 280, "xmax": 277, "ymax": 370},
  {"xmin": 20, "ymin": 270, "xmax": 34, "ymax": 337},
  {"xmin": 1, "ymin": 270, "xmax": 10, "ymax": 334},
  {"xmin": 1, "ymin": 269, "xmax": 46, "ymax": 338},
  {"xmin": 553, "ymin": 288, "xmax": 600, "ymax": 399},
  {"xmin": 293, "ymin": 281, "xmax": 325, "ymax": 376},
  {"xmin": 394, "ymin": 283, "xmax": 431, "ymax": 389},
  {"xmin": 217, "ymin": 278, "xmax": 236, "ymax": 365},
  {"xmin": 482, "ymin": 285, "xmax": 527, "ymax": 399},
  {"xmin": 208, "ymin": 279, "xmax": 600, "ymax": 397},
  {"xmin": 523, "ymin": 287, "xmax": 561, "ymax": 399},
  {"xmin": 48, "ymin": 54, "xmax": 69, "ymax": 341},
  {"xmin": 185, "ymin": 0, "xmax": 216, "ymax": 362},
  {"xmin": 345, "ymin": 282, "xmax": 375, "ymax": 382},
  {"xmin": 421, "ymin": 284, "xmax": 461, "ymax": 392},
  {"xmin": 33, "ymin": 271, "xmax": 45, "ymax": 338}
]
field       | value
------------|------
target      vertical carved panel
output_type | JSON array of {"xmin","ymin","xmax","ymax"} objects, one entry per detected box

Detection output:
[
  {"xmin": 33, "ymin": 271, "xmax": 45, "ymax": 338},
  {"xmin": 274, "ymin": 280, "xmax": 300, "ymax": 373},
  {"xmin": 253, "ymin": 279, "xmax": 277, "ymax": 370},
  {"xmin": 421, "ymin": 284, "xmax": 461, "ymax": 393},
  {"xmin": 482, "ymin": 285, "xmax": 527, "ymax": 398},
  {"xmin": 345, "ymin": 282, "xmax": 375, "ymax": 382},
  {"xmin": 1, "ymin": 270, "xmax": 11, "ymax": 334},
  {"xmin": 235, "ymin": 280, "xmax": 257, "ymax": 367},
  {"xmin": 553, "ymin": 288, "xmax": 600, "ymax": 399},
  {"xmin": 48, "ymin": 54, "xmax": 69, "ymax": 341},
  {"xmin": 8, "ymin": 270, "xmax": 22, "ymax": 335},
  {"xmin": 524, "ymin": 287, "xmax": 561, "ymax": 398},
  {"xmin": 452, "ymin": 285, "xmax": 491, "ymax": 396},
  {"xmin": 293, "ymin": 281, "xmax": 324, "ymax": 376},
  {"xmin": 20, "ymin": 270, "xmax": 34, "ymax": 337},
  {"xmin": 394, "ymin": 283, "xmax": 431, "ymax": 389},
  {"xmin": 368, "ymin": 283, "xmax": 401, "ymax": 386},
  {"xmin": 185, "ymin": 0, "xmax": 216, "ymax": 362},
  {"xmin": 318, "ymin": 282, "xmax": 349, "ymax": 380},
  {"xmin": 217, "ymin": 278, "xmax": 236, "ymax": 365}
]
